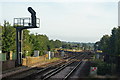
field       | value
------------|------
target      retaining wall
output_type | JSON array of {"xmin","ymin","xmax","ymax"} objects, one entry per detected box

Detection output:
[
  {"xmin": 1, "ymin": 60, "xmax": 15, "ymax": 71},
  {"xmin": 22, "ymin": 56, "xmax": 46, "ymax": 66}
]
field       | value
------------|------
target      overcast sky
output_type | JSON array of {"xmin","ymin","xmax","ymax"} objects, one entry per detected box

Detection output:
[{"xmin": 0, "ymin": 0, "xmax": 119, "ymax": 43}]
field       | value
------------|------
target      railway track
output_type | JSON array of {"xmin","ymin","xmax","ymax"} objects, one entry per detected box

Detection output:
[
  {"xmin": 40, "ymin": 60, "xmax": 75, "ymax": 80},
  {"xmin": 63, "ymin": 61, "xmax": 83, "ymax": 80},
  {"xmin": 2, "ymin": 52, "xmax": 89, "ymax": 80},
  {"xmin": 46, "ymin": 54, "xmax": 87, "ymax": 80},
  {"xmin": 2, "ymin": 53, "xmax": 81, "ymax": 79},
  {"xmin": 34, "ymin": 53, "xmax": 87, "ymax": 80}
]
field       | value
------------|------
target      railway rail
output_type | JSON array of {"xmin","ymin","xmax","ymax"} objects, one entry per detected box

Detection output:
[
  {"xmin": 2, "ymin": 52, "xmax": 89, "ymax": 80},
  {"xmin": 47, "ymin": 54, "xmax": 87, "ymax": 80},
  {"xmin": 35, "ymin": 53, "xmax": 87, "ymax": 80}
]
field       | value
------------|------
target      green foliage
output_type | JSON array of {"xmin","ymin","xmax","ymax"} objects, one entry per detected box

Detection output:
[
  {"xmin": 114, "ymin": 27, "xmax": 120, "ymax": 55},
  {"xmin": 95, "ymin": 26, "xmax": 120, "ymax": 73},
  {"xmin": 2, "ymin": 21, "xmax": 16, "ymax": 53},
  {"xmin": 93, "ymin": 59, "xmax": 112, "ymax": 75},
  {"xmin": 2, "ymin": 21, "xmax": 94, "ymax": 58},
  {"xmin": 100, "ymin": 35, "xmax": 110, "ymax": 53},
  {"xmin": 1, "ymin": 21, "xmax": 63, "ymax": 57},
  {"xmin": 95, "ymin": 27, "xmax": 120, "ymax": 56},
  {"xmin": 22, "ymin": 29, "xmax": 33, "ymax": 57},
  {"xmin": 54, "ymin": 40, "xmax": 62, "ymax": 48},
  {"xmin": 109, "ymin": 28, "xmax": 117, "ymax": 54}
]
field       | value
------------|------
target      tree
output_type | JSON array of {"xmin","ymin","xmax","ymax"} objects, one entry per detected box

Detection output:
[
  {"xmin": 2, "ymin": 21, "xmax": 16, "ymax": 53},
  {"xmin": 99, "ymin": 35, "xmax": 110, "ymax": 53},
  {"xmin": 109, "ymin": 28, "xmax": 117, "ymax": 54},
  {"xmin": 114, "ymin": 27, "xmax": 120, "ymax": 55},
  {"xmin": 54, "ymin": 40, "xmax": 62, "ymax": 48},
  {"xmin": 22, "ymin": 29, "xmax": 33, "ymax": 57},
  {"xmin": 2, "ymin": 21, "xmax": 16, "ymax": 60}
]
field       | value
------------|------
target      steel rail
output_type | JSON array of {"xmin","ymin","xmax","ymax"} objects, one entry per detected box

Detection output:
[
  {"xmin": 21, "ymin": 56, "xmax": 76, "ymax": 80},
  {"xmin": 63, "ymin": 61, "xmax": 82, "ymax": 80},
  {"xmin": 41, "ymin": 54, "xmax": 86, "ymax": 80},
  {"xmin": 41, "ymin": 61, "xmax": 74, "ymax": 80},
  {"xmin": 63, "ymin": 56, "xmax": 87, "ymax": 80}
]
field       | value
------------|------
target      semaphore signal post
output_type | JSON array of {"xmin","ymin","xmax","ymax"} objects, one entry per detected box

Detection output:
[{"xmin": 13, "ymin": 7, "xmax": 40, "ymax": 66}]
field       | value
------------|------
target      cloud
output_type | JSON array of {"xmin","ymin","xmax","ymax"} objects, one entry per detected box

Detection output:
[
  {"xmin": 0, "ymin": 2, "xmax": 117, "ymax": 42},
  {"xmin": 28, "ymin": 2, "xmax": 117, "ymax": 43}
]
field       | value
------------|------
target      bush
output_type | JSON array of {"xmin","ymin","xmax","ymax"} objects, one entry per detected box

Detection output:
[{"xmin": 93, "ymin": 59, "xmax": 112, "ymax": 75}]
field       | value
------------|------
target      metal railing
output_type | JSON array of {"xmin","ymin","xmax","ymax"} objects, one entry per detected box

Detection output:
[{"xmin": 13, "ymin": 17, "xmax": 40, "ymax": 27}]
